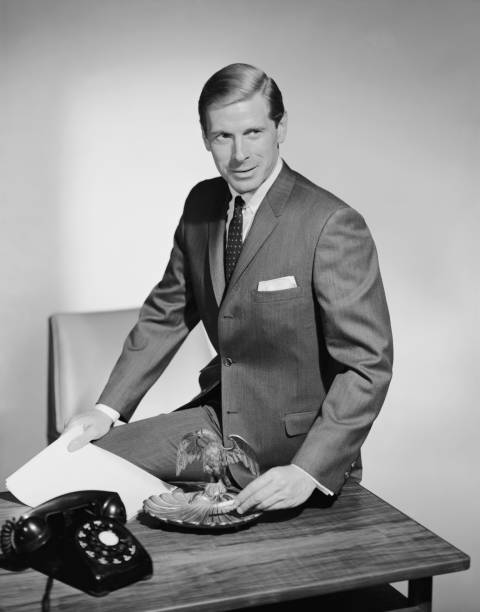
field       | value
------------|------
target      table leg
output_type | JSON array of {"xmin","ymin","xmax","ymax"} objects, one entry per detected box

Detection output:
[{"xmin": 407, "ymin": 576, "xmax": 432, "ymax": 612}]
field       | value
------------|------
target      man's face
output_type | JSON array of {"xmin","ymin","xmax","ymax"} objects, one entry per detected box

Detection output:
[{"xmin": 202, "ymin": 91, "xmax": 287, "ymax": 197}]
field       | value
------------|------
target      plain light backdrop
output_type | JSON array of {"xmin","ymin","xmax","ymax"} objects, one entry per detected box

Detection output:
[{"xmin": 1, "ymin": 1, "xmax": 479, "ymax": 609}]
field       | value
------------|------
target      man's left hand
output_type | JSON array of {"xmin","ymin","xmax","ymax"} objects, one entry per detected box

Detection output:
[{"xmin": 235, "ymin": 465, "xmax": 316, "ymax": 514}]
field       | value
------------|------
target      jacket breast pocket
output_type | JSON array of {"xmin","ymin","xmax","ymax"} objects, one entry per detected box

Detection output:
[
  {"xmin": 252, "ymin": 287, "xmax": 305, "ymax": 303},
  {"xmin": 283, "ymin": 410, "xmax": 319, "ymax": 437}
]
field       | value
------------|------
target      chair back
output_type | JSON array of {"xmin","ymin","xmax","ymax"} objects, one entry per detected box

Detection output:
[{"xmin": 47, "ymin": 309, "xmax": 213, "ymax": 442}]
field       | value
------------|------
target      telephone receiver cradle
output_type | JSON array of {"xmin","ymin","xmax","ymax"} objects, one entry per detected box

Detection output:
[{"xmin": 0, "ymin": 490, "xmax": 153, "ymax": 596}]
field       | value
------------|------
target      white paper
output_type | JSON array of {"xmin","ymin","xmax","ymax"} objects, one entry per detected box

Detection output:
[{"xmin": 6, "ymin": 426, "xmax": 170, "ymax": 520}]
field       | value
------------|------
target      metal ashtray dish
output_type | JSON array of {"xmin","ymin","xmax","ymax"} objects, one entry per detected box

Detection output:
[{"xmin": 143, "ymin": 484, "xmax": 261, "ymax": 530}]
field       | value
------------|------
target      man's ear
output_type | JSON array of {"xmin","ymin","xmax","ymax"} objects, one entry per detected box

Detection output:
[
  {"xmin": 201, "ymin": 126, "xmax": 211, "ymax": 151},
  {"xmin": 276, "ymin": 111, "xmax": 288, "ymax": 144}
]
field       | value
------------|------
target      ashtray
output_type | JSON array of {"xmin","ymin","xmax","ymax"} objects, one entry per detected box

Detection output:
[{"xmin": 143, "ymin": 483, "xmax": 261, "ymax": 530}]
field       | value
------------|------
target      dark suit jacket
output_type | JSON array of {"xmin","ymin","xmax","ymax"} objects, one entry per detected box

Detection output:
[{"xmin": 98, "ymin": 162, "xmax": 393, "ymax": 493}]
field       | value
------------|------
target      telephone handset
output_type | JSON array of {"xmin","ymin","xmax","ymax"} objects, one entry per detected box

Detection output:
[{"xmin": 0, "ymin": 490, "xmax": 153, "ymax": 596}]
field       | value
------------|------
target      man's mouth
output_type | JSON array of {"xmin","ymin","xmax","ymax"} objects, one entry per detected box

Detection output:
[{"xmin": 231, "ymin": 167, "xmax": 256, "ymax": 175}]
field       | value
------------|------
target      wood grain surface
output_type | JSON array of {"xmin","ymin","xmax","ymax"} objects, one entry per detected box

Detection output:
[{"xmin": 0, "ymin": 482, "xmax": 469, "ymax": 611}]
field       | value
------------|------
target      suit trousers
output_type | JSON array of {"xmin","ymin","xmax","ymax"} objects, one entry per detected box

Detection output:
[{"xmin": 94, "ymin": 404, "xmax": 222, "ymax": 482}]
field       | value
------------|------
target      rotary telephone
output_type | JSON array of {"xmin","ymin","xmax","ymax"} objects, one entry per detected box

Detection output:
[{"xmin": 0, "ymin": 490, "xmax": 153, "ymax": 596}]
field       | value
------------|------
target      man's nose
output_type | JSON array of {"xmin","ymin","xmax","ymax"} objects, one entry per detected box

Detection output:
[{"xmin": 232, "ymin": 137, "xmax": 248, "ymax": 164}]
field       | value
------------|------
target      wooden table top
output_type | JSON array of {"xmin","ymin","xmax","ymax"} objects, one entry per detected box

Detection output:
[{"xmin": 0, "ymin": 482, "xmax": 469, "ymax": 612}]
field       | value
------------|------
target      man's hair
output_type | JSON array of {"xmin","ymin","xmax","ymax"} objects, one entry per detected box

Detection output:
[{"xmin": 198, "ymin": 63, "xmax": 285, "ymax": 134}]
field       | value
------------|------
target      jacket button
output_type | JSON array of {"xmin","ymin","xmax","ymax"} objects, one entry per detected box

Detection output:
[{"xmin": 224, "ymin": 357, "xmax": 233, "ymax": 367}]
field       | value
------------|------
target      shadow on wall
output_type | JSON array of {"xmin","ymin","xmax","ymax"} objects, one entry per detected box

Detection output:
[{"xmin": 0, "ymin": 83, "xmax": 65, "ymax": 484}]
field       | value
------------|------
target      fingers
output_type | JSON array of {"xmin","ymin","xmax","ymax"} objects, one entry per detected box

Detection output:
[
  {"xmin": 236, "ymin": 472, "xmax": 289, "ymax": 514},
  {"xmin": 237, "ymin": 485, "xmax": 288, "ymax": 513},
  {"xmin": 63, "ymin": 416, "xmax": 81, "ymax": 432},
  {"xmin": 235, "ymin": 465, "xmax": 316, "ymax": 513},
  {"xmin": 235, "ymin": 474, "xmax": 270, "ymax": 513},
  {"xmin": 64, "ymin": 410, "xmax": 113, "ymax": 452},
  {"xmin": 67, "ymin": 425, "xmax": 96, "ymax": 452}
]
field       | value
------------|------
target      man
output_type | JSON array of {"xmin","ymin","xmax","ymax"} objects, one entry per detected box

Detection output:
[{"xmin": 67, "ymin": 63, "xmax": 393, "ymax": 514}]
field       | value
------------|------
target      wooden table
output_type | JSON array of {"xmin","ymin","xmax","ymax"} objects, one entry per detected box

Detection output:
[{"xmin": 0, "ymin": 482, "xmax": 469, "ymax": 612}]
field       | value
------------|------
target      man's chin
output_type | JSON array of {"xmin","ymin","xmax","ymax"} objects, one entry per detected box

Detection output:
[{"xmin": 227, "ymin": 173, "xmax": 261, "ymax": 195}]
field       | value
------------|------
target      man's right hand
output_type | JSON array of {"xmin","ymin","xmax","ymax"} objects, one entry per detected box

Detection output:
[{"xmin": 66, "ymin": 409, "xmax": 113, "ymax": 451}]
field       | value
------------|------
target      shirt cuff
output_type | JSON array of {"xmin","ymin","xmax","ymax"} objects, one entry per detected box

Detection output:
[
  {"xmin": 290, "ymin": 464, "xmax": 334, "ymax": 496},
  {"xmin": 95, "ymin": 404, "xmax": 120, "ymax": 423}
]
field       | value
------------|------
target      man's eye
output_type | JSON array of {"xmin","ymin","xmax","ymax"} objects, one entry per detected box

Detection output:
[
  {"xmin": 247, "ymin": 129, "xmax": 262, "ymax": 137},
  {"xmin": 215, "ymin": 133, "xmax": 230, "ymax": 141}
]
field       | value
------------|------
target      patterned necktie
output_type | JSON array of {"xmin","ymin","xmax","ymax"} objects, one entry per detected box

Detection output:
[{"xmin": 225, "ymin": 195, "xmax": 244, "ymax": 283}]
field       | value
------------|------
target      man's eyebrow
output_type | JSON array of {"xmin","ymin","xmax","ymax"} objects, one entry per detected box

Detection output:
[
  {"xmin": 209, "ymin": 125, "xmax": 266, "ymax": 138},
  {"xmin": 210, "ymin": 129, "xmax": 231, "ymax": 138}
]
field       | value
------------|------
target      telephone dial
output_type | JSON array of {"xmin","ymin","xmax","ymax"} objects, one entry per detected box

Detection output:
[{"xmin": 0, "ymin": 490, "xmax": 153, "ymax": 596}]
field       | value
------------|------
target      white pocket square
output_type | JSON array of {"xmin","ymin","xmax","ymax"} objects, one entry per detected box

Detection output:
[{"xmin": 257, "ymin": 276, "xmax": 297, "ymax": 291}]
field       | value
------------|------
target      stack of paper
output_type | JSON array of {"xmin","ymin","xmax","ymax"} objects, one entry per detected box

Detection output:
[{"xmin": 6, "ymin": 426, "xmax": 170, "ymax": 520}]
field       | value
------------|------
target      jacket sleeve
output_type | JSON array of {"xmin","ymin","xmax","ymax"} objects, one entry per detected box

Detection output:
[
  {"xmin": 97, "ymin": 214, "xmax": 200, "ymax": 421},
  {"xmin": 292, "ymin": 206, "xmax": 393, "ymax": 493}
]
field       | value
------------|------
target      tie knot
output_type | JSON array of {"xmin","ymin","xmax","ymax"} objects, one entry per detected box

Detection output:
[{"xmin": 234, "ymin": 195, "xmax": 245, "ymax": 209}]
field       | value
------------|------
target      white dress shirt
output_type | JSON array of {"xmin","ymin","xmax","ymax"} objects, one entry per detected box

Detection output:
[{"xmin": 226, "ymin": 155, "xmax": 283, "ymax": 239}]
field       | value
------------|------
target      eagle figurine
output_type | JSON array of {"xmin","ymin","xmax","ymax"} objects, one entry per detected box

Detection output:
[
  {"xmin": 143, "ymin": 429, "xmax": 262, "ymax": 528},
  {"xmin": 176, "ymin": 429, "xmax": 260, "ymax": 501}
]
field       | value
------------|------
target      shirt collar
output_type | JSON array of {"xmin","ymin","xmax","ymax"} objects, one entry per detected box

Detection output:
[{"xmin": 228, "ymin": 156, "xmax": 283, "ymax": 213}]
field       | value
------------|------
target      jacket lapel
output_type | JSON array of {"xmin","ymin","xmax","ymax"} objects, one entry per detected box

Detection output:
[
  {"xmin": 227, "ymin": 163, "xmax": 296, "ymax": 291},
  {"xmin": 208, "ymin": 183, "xmax": 229, "ymax": 306}
]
